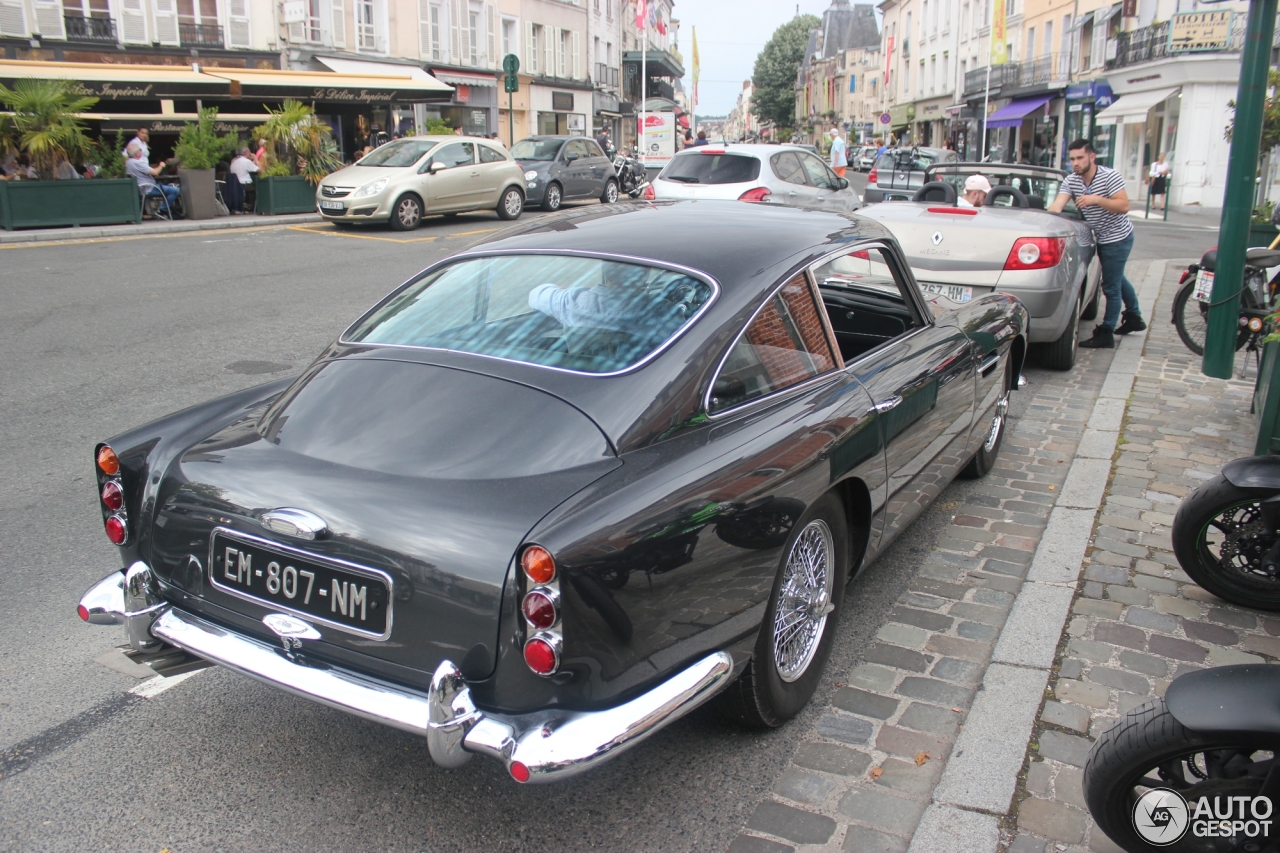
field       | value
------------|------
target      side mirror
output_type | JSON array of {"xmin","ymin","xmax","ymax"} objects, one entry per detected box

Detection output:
[
  {"xmin": 837, "ymin": 177, "xmax": 850, "ymax": 190},
  {"xmin": 429, "ymin": 161, "xmax": 447, "ymax": 173},
  {"xmin": 564, "ymin": 153, "xmax": 579, "ymax": 163}
]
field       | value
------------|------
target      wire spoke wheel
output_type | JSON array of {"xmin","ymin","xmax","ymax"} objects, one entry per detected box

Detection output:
[{"xmin": 773, "ymin": 519, "xmax": 834, "ymax": 683}]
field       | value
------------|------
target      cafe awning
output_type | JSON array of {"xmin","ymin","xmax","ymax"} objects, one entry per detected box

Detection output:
[
  {"xmin": 202, "ymin": 67, "xmax": 454, "ymax": 102},
  {"xmin": 985, "ymin": 95, "xmax": 1054, "ymax": 128},
  {"xmin": 1094, "ymin": 87, "xmax": 1180, "ymax": 125},
  {"xmin": 0, "ymin": 60, "xmax": 228, "ymax": 99},
  {"xmin": 430, "ymin": 69, "xmax": 498, "ymax": 88},
  {"xmin": 315, "ymin": 56, "xmax": 437, "ymax": 82}
]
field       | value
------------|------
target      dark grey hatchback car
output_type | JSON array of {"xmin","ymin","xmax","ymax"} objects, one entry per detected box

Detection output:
[{"xmin": 512, "ymin": 136, "xmax": 619, "ymax": 211}]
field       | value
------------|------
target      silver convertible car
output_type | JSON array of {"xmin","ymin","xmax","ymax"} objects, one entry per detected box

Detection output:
[{"xmin": 858, "ymin": 163, "xmax": 1101, "ymax": 370}]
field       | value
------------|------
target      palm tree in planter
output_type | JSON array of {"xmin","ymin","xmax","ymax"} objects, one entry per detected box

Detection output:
[
  {"xmin": 253, "ymin": 100, "xmax": 341, "ymax": 214},
  {"xmin": 0, "ymin": 78, "xmax": 98, "ymax": 177},
  {"xmin": 173, "ymin": 107, "xmax": 235, "ymax": 220}
]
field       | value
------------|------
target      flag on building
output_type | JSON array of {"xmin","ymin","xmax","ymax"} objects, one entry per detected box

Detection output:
[
  {"xmin": 991, "ymin": 0, "xmax": 1008, "ymax": 64},
  {"xmin": 635, "ymin": 0, "xmax": 646, "ymax": 30},
  {"xmin": 691, "ymin": 27, "xmax": 700, "ymax": 104},
  {"xmin": 656, "ymin": 10, "xmax": 667, "ymax": 35}
]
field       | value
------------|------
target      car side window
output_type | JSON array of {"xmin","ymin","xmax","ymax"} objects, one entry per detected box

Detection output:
[
  {"xmin": 771, "ymin": 151, "xmax": 808, "ymax": 186},
  {"xmin": 478, "ymin": 145, "xmax": 507, "ymax": 163},
  {"xmin": 565, "ymin": 140, "xmax": 589, "ymax": 160},
  {"xmin": 812, "ymin": 246, "xmax": 926, "ymax": 364},
  {"xmin": 709, "ymin": 273, "xmax": 837, "ymax": 413},
  {"xmin": 431, "ymin": 142, "xmax": 475, "ymax": 169},
  {"xmin": 799, "ymin": 153, "xmax": 838, "ymax": 189},
  {"xmin": 584, "ymin": 140, "xmax": 606, "ymax": 158}
]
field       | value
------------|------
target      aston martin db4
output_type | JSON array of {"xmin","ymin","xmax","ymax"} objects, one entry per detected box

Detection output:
[{"xmin": 79, "ymin": 201, "xmax": 1028, "ymax": 784}]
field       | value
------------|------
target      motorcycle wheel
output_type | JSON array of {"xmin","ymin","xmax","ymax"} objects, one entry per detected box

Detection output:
[
  {"xmin": 1172, "ymin": 474, "xmax": 1280, "ymax": 610},
  {"xmin": 1083, "ymin": 697, "xmax": 1277, "ymax": 852},
  {"xmin": 1173, "ymin": 279, "xmax": 1252, "ymax": 357}
]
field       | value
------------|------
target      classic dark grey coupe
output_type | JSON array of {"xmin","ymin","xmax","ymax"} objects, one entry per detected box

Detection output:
[{"xmin": 79, "ymin": 201, "xmax": 1027, "ymax": 784}]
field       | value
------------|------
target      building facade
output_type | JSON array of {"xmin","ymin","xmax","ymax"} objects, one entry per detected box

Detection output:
[{"xmin": 794, "ymin": 0, "xmax": 879, "ymax": 145}]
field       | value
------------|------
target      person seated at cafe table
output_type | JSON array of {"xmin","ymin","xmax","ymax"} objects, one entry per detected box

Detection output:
[
  {"xmin": 229, "ymin": 147, "xmax": 260, "ymax": 213},
  {"xmin": 125, "ymin": 142, "xmax": 181, "ymax": 212}
]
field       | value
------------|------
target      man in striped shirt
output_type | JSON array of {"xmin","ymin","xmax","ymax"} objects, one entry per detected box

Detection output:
[{"xmin": 1049, "ymin": 139, "xmax": 1146, "ymax": 349}]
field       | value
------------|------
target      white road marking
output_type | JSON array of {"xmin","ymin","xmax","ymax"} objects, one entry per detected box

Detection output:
[{"xmin": 128, "ymin": 667, "xmax": 207, "ymax": 699}]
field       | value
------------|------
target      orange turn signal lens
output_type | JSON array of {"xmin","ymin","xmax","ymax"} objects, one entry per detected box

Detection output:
[
  {"xmin": 521, "ymin": 546, "xmax": 555, "ymax": 585},
  {"xmin": 97, "ymin": 445, "xmax": 120, "ymax": 476}
]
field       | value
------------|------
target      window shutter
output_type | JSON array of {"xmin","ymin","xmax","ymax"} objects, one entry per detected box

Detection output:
[
  {"xmin": 571, "ymin": 30, "xmax": 580, "ymax": 79},
  {"xmin": 525, "ymin": 21, "xmax": 535, "ymax": 72},
  {"xmin": 484, "ymin": 2, "xmax": 496, "ymax": 67},
  {"xmin": 544, "ymin": 26, "xmax": 553, "ymax": 78},
  {"xmin": 330, "ymin": 0, "xmax": 346, "ymax": 47},
  {"xmin": 227, "ymin": 0, "xmax": 251, "ymax": 48},
  {"xmin": 449, "ymin": 0, "xmax": 461, "ymax": 64},
  {"xmin": 288, "ymin": 20, "xmax": 305, "ymax": 40},
  {"xmin": 554, "ymin": 27, "xmax": 563, "ymax": 77},
  {"xmin": 119, "ymin": 0, "xmax": 147, "ymax": 41},
  {"xmin": 0, "ymin": 0, "xmax": 26, "ymax": 36},
  {"xmin": 1090, "ymin": 17, "xmax": 1104, "ymax": 68},
  {"xmin": 31, "ymin": 0, "xmax": 64, "ymax": 39},
  {"xmin": 417, "ymin": 0, "xmax": 431, "ymax": 57},
  {"xmin": 153, "ymin": 0, "xmax": 180, "ymax": 44}
]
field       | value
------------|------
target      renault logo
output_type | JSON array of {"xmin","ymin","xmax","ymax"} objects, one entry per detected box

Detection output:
[{"xmin": 932, "ymin": 231, "xmax": 944, "ymax": 246}]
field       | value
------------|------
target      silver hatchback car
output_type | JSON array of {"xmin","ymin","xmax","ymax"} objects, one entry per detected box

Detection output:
[
  {"xmin": 317, "ymin": 136, "xmax": 527, "ymax": 230},
  {"xmin": 649, "ymin": 143, "xmax": 861, "ymax": 213}
]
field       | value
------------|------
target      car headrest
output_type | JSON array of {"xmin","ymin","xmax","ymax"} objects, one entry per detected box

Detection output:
[
  {"xmin": 913, "ymin": 181, "xmax": 958, "ymax": 203},
  {"xmin": 986, "ymin": 185, "xmax": 1030, "ymax": 208},
  {"xmin": 1027, "ymin": 195, "xmax": 1046, "ymax": 209}
]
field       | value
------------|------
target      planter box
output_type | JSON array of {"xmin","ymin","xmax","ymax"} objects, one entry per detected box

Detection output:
[
  {"xmin": 179, "ymin": 167, "xmax": 218, "ymax": 220},
  {"xmin": 1254, "ymin": 341, "xmax": 1280, "ymax": 455},
  {"xmin": 1249, "ymin": 223, "xmax": 1279, "ymax": 248},
  {"xmin": 255, "ymin": 176, "xmax": 317, "ymax": 215},
  {"xmin": 0, "ymin": 178, "xmax": 141, "ymax": 230}
]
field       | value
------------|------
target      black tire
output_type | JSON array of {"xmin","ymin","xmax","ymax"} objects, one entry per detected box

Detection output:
[
  {"xmin": 496, "ymin": 186, "xmax": 524, "ymax": 220},
  {"xmin": 716, "ymin": 493, "xmax": 849, "ymax": 728},
  {"xmin": 541, "ymin": 182, "xmax": 563, "ymax": 212},
  {"xmin": 1173, "ymin": 281, "xmax": 1251, "ymax": 357},
  {"xmin": 1038, "ymin": 294, "xmax": 1079, "ymax": 370},
  {"xmin": 959, "ymin": 358, "xmax": 1011, "ymax": 479},
  {"xmin": 601, "ymin": 179, "xmax": 619, "ymax": 204},
  {"xmin": 1081, "ymin": 263, "xmax": 1101, "ymax": 321},
  {"xmin": 1083, "ymin": 697, "xmax": 1274, "ymax": 852},
  {"xmin": 389, "ymin": 194, "xmax": 422, "ymax": 231},
  {"xmin": 1171, "ymin": 474, "xmax": 1280, "ymax": 610}
]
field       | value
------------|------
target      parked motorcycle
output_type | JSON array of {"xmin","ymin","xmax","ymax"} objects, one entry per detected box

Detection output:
[
  {"xmin": 1172, "ymin": 455, "xmax": 1280, "ymax": 611},
  {"xmin": 613, "ymin": 148, "xmax": 650, "ymax": 198},
  {"xmin": 1173, "ymin": 245, "xmax": 1280, "ymax": 360},
  {"xmin": 1083, "ymin": 664, "xmax": 1280, "ymax": 852}
]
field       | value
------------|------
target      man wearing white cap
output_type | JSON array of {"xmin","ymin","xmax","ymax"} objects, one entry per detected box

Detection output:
[{"xmin": 957, "ymin": 174, "xmax": 990, "ymax": 208}]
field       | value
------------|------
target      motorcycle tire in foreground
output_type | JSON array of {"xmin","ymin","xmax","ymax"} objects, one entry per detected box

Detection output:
[
  {"xmin": 1083, "ymin": 665, "xmax": 1280, "ymax": 853},
  {"xmin": 1172, "ymin": 459, "xmax": 1280, "ymax": 611}
]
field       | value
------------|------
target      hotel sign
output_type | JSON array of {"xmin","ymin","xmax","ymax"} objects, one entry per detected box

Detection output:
[{"xmin": 1168, "ymin": 11, "xmax": 1233, "ymax": 52}]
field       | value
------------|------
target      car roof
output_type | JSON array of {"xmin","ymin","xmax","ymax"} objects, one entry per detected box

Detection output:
[
  {"xmin": 668, "ymin": 143, "xmax": 813, "ymax": 161},
  {"xmin": 350, "ymin": 201, "xmax": 897, "ymax": 452}
]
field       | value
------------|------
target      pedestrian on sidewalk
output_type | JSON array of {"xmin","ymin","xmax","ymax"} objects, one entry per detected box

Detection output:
[
  {"xmin": 1049, "ymin": 138, "xmax": 1145, "ymax": 349},
  {"xmin": 1148, "ymin": 152, "xmax": 1171, "ymax": 212},
  {"xmin": 828, "ymin": 128, "xmax": 848, "ymax": 178}
]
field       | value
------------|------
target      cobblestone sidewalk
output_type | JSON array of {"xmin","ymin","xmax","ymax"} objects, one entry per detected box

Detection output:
[
  {"xmin": 729, "ymin": 263, "xmax": 1152, "ymax": 853},
  {"xmin": 1004, "ymin": 264, "xmax": 1274, "ymax": 853}
]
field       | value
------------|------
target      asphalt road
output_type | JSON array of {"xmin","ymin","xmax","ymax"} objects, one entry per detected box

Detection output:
[{"xmin": 0, "ymin": 200, "xmax": 1208, "ymax": 852}]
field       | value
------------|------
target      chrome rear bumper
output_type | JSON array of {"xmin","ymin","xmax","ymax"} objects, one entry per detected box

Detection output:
[{"xmin": 79, "ymin": 567, "xmax": 734, "ymax": 783}]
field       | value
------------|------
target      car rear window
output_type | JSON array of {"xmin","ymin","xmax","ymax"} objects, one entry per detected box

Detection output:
[
  {"xmin": 661, "ymin": 152, "xmax": 761, "ymax": 185},
  {"xmin": 875, "ymin": 150, "xmax": 938, "ymax": 172},
  {"xmin": 346, "ymin": 255, "xmax": 715, "ymax": 374}
]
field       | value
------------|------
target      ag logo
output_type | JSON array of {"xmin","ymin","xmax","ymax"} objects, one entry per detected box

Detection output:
[
  {"xmin": 1133, "ymin": 788, "xmax": 1190, "ymax": 845},
  {"xmin": 932, "ymin": 231, "xmax": 944, "ymax": 246}
]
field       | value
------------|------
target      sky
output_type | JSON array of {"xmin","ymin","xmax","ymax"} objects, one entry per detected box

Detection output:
[{"xmin": 675, "ymin": 0, "xmax": 840, "ymax": 118}]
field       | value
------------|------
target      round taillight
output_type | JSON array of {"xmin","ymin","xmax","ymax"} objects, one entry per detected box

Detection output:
[
  {"xmin": 104, "ymin": 514, "xmax": 127, "ymax": 545},
  {"xmin": 522, "ymin": 590, "xmax": 557, "ymax": 630},
  {"xmin": 97, "ymin": 446, "xmax": 120, "ymax": 476},
  {"xmin": 524, "ymin": 636, "xmax": 558, "ymax": 675},
  {"xmin": 77, "ymin": 604, "xmax": 90, "ymax": 622},
  {"xmin": 1017, "ymin": 242, "xmax": 1041, "ymax": 265},
  {"xmin": 521, "ymin": 546, "xmax": 555, "ymax": 585},
  {"xmin": 101, "ymin": 480, "xmax": 124, "ymax": 512},
  {"xmin": 1250, "ymin": 317, "xmax": 1265, "ymax": 333},
  {"xmin": 509, "ymin": 761, "xmax": 531, "ymax": 783}
]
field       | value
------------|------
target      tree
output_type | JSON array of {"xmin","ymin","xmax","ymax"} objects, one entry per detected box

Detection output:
[
  {"xmin": 253, "ymin": 99, "xmax": 341, "ymax": 185},
  {"xmin": 1225, "ymin": 69, "xmax": 1280, "ymax": 153},
  {"xmin": 0, "ymin": 78, "xmax": 98, "ymax": 177},
  {"xmin": 751, "ymin": 14, "xmax": 820, "ymax": 131}
]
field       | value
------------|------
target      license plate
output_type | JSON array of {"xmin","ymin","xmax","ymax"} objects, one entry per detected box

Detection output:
[
  {"xmin": 1194, "ymin": 270, "xmax": 1214, "ymax": 302},
  {"xmin": 209, "ymin": 530, "xmax": 392, "ymax": 639},
  {"xmin": 922, "ymin": 283, "xmax": 974, "ymax": 303},
  {"xmin": 319, "ymin": 200, "xmax": 345, "ymax": 211}
]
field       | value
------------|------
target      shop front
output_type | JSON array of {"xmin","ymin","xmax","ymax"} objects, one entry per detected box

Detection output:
[
  {"xmin": 1064, "ymin": 80, "xmax": 1116, "ymax": 170},
  {"xmin": 530, "ymin": 85, "xmax": 591, "ymax": 136},
  {"xmin": 984, "ymin": 95, "xmax": 1057, "ymax": 165},
  {"xmin": 427, "ymin": 68, "xmax": 499, "ymax": 137},
  {"xmin": 1095, "ymin": 86, "xmax": 1180, "ymax": 202},
  {"xmin": 913, "ymin": 97, "xmax": 952, "ymax": 148},
  {"xmin": 888, "ymin": 103, "xmax": 914, "ymax": 144}
]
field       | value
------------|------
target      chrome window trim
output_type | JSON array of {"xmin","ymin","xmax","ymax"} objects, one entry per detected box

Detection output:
[
  {"xmin": 338, "ymin": 249, "xmax": 722, "ymax": 379},
  {"xmin": 207, "ymin": 527, "xmax": 395, "ymax": 641},
  {"xmin": 704, "ymin": 240, "xmax": 929, "ymax": 420}
]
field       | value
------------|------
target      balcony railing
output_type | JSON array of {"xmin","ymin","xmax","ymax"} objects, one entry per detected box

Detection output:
[
  {"xmin": 962, "ymin": 52, "xmax": 1069, "ymax": 97},
  {"xmin": 1107, "ymin": 16, "xmax": 1246, "ymax": 70},
  {"xmin": 594, "ymin": 63, "xmax": 619, "ymax": 89},
  {"xmin": 179, "ymin": 22, "xmax": 224, "ymax": 48},
  {"xmin": 64, "ymin": 14, "xmax": 116, "ymax": 44}
]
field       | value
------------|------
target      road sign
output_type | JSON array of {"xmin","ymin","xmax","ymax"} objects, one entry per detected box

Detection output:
[
  {"xmin": 502, "ymin": 53, "xmax": 520, "ymax": 74},
  {"xmin": 879, "ymin": 113, "xmax": 891, "ymax": 124},
  {"xmin": 504, "ymin": 73, "xmax": 519, "ymax": 93}
]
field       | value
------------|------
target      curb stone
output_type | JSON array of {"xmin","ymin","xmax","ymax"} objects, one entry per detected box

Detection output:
[{"xmin": 0, "ymin": 213, "xmax": 323, "ymax": 245}]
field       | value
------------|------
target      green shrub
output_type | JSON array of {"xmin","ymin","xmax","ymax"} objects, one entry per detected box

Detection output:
[{"xmin": 173, "ymin": 108, "xmax": 235, "ymax": 170}]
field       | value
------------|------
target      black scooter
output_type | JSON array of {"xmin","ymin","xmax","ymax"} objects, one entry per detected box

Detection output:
[{"xmin": 612, "ymin": 147, "xmax": 649, "ymax": 198}]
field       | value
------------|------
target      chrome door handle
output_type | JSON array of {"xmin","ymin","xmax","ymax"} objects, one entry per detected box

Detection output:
[{"xmin": 872, "ymin": 395, "xmax": 903, "ymax": 414}]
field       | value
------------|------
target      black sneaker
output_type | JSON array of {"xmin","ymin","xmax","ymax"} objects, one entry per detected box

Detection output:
[
  {"xmin": 1115, "ymin": 311, "xmax": 1147, "ymax": 335},
  {"xmin": 1080, "ymin": 325, "xmax": 1115, "ymax": 348}
]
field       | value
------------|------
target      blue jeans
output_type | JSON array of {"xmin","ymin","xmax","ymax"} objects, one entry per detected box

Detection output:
[
  {"xmin": 146, "ymin": 183, "xmax": 181, "ymax": 210},
  {"xmin": 1095, "ymin": 233, "xmax": 1141, "ymax": 330}
]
